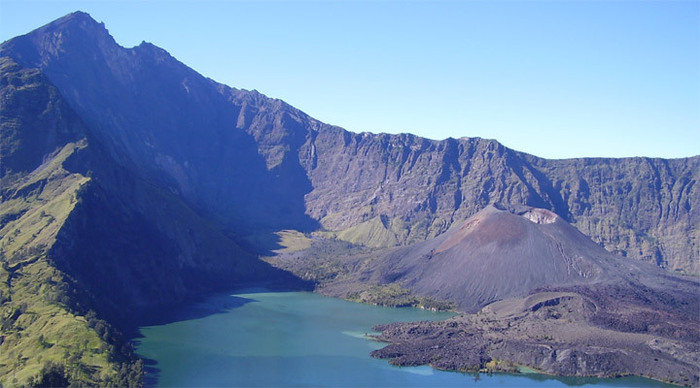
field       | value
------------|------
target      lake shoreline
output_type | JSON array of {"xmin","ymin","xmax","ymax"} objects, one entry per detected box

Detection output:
[
  {"xmin": 370, "ymin": 289, "xmax": 696, "ymax": 387},
  {"xmin": 134, "ymin": 289, "xmax": 675, "ymax": 387}
]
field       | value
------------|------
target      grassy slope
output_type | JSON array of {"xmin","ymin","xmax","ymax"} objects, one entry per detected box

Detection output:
[
  {"xmin": 0, "ymin": 54, "xmax": 304, "ymax": 386},
  {"xmin": 336, "ymin": 216, "xmax": 401, "ymax": 248},
  {"xmin": 0, "ymin": 57, "xmax": 140, "ymax": 386},
  {"xmin": 0, "ymin": 143, "xmax": 123, "ymax": 385}
]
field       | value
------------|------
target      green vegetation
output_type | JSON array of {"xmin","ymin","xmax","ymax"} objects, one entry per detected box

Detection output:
[
  {"xmin": 274, "ymin": 230, "xmax": 313, "ymax": 252},
  {"xmin": 246, "ymin": 229, "xmax": 313, "ymax": 254},
  {"xmin": 0, "ymin": 259, "xmax": 126, "ymax": 385},
  {"xmin": 336, "ymin": 215, "xmax": 403, "ymax": 248},
  {"xmin": 482, "ymin": 359, "xmax": 519, "ymax": 374},
  {"xmin": 0, "ymin": 141, "xmax": 141, "ymax": 386},
  {"xmin": 346, "ymin": 283, "xmax": 417, "ymax": 307},
  {"xmin": 1, "ymin": 143, "xmax": 89, "ymax": 260},
  {"xmin": 346, "ymin": 283, "xmax": 455, "ymax": 311},
  {"xmin": 332, "ymin": 215, "xmax": 455, "ymax": 249}
]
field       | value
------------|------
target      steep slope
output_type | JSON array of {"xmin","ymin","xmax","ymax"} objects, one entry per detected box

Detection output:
[
  {"xmin": 0, "ymin": 54, "xmax": 304, "ymax": 386},
  {"xmin": 3, "ymin": 12, "xmax": 697, "ymax": 274},
  {"xmin": 2, "ymin": 11, "xmax": 319, "ymax": 235},
  {"xmin": 0, "ymin": 57, "xmax": 140, "ymax": 385}
]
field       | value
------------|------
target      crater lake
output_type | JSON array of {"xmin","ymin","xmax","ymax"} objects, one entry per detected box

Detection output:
[{"xmin": 134, "ymin": 290, "xmax": 670, "ymax": 387}]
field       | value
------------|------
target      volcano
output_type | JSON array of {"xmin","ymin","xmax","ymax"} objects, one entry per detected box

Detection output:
[{"xmin": 352, "ymin": 204, "xmax": 669, "ymax": 311}]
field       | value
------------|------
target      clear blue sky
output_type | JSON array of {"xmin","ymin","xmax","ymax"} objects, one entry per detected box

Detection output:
[{"xmin": 1, "ymin": 0, "xmax": 698, "ymax": 159}]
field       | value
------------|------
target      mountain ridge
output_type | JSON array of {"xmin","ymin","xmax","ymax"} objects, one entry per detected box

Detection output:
[
  {"xmin": 4, "ymin": 12, "xmax": 697, "ymax": 273},
  {"xmin": 0, "ymin": 50, "xmax": 306, "ymax": 385},
  {"xmin": 1, "ymin": 12, "xmax": 698, "ymax": 386}
]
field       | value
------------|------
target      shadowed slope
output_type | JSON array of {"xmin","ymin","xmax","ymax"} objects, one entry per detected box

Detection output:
[
  {"xmin": 2, "ymin": 11, "xmax": 319, "ymax": 234},
  {"xmin": 0, "ymin": 36, "xmax": 309, "ymax": 387}
]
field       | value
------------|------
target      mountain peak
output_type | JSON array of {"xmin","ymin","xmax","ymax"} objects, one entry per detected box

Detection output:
[
  {"xmin": 14, "ymin": 11, "xmax": 111, "ymax": 44},
  {"xmin": 0, "ymin": 10, "xmax": 119, "ymax": 80},
  {"xmin": 58, "ymin": 10, "xmax": 94, "ymax": 21},
  {"xmin": 47, "ymin": 11, "xmax": 106, "ymax": 33}
]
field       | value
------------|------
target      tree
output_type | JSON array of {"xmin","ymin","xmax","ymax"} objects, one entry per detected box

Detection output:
[{"xmin": 32, "ymin": 362, "xmax": 70, "ymax": 388}]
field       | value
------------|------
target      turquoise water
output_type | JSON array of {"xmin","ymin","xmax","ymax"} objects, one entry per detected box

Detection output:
[{"xmin": 134, "ymin": 290, "xmax": 668, "ymax": 387}]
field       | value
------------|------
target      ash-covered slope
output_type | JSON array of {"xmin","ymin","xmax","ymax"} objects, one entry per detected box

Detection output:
[
  {"xmin": 361, "ymin": 209, "xmax": 700, "ymax": 385},
  {"xmin": 345, "ymin": 204, "xmax": 661, "ymax": 311},
  {"xmin": 2, "ymin": 11, "xmax": 698, "ymax": 274}
]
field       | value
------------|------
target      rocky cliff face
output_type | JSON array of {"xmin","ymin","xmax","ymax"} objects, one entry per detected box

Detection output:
[
  {"xmin": 200, "ymin": 84, "xmax": 700, "ymax": 272},
  {"xmin": 4, "ymin": 12, "xmax": 697, "ymax": 275},
  {"xmin": 530, "ymin": 156, "xmax": 698, "ymax": 272},
  {"xmin": 300, "ymin": 129, "xmax": 698, "ymax": 273}
]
